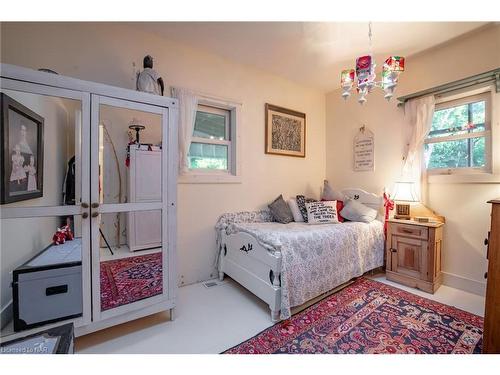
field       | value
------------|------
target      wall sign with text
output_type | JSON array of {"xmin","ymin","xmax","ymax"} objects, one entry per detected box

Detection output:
[{"xmin": 353, "ymin": 127, "xmax": 374, "ymax": 172}]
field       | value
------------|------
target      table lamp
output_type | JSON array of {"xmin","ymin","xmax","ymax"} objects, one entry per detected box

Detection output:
[
  {"xmin": 392, "ymin": 181, "xmax": 418, "ymax": 220},
  {"xmin": 128, "ymin": 118, "xmax": 146, "ymax": 144}
]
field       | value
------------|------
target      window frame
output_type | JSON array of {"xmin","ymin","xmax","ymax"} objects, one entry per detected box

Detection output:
[
  {"xmin": 179, "ymin": 95, "xmax": 242, "ymax": 184},
  {"xmin": 425, "ymin": 91, "xmax": 492, "ymax": 176},
  {"xmin": 190, "ymin": 104, "xmax": 232, "ymax": 172}
]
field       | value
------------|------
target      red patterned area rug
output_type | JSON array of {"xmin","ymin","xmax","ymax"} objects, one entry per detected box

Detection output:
[
  {"xmin": 100, "ymin": 252, "xmax": 163, "ymax": 311},
  {"xmin": 225, "ymin": 278, "xmax": 483, "ymax": 354}
]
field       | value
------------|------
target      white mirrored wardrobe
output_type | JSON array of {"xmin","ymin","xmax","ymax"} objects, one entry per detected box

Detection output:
[{"xmin": 0, "ymin": 64, "xmax": 178, "ymax": 339}]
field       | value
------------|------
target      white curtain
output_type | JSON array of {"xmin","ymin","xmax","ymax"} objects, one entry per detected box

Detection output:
[
  {"xmin": 172, "ymin": 87, "xmax": 199, "ymax": 174},
  {"xmin": 402, "ymin": 96, "xmax": 435, "ymax": 205}
]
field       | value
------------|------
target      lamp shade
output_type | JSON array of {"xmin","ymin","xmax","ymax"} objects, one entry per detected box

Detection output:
[
  {"xmin": 392, "ymin": 181, "xmax": 418, "ymax": 202},
  {"xmin": 385, "ymin": 56, "xmax": 405, "ymax": 72},
  {"xmin": 341, "ymin": 69, "xmax": 355, "ymax": 86}
]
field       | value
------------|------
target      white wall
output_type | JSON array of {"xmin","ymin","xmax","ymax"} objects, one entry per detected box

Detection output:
[
  {"xmin": 0, "ymin": 22, "xmax": 327, "ymax": 286},
  {"xmin": 0, "ymin": 90, "xmax": 74, "ymax": 312},
  {"xmin": 326, "ymin": 24, "xmax": 500, "ymax": 295}
]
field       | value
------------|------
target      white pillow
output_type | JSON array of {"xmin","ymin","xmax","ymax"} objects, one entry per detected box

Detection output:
[
  {"xmin": 287, "ymin": 198, "xmax": 304, "ymax": 222},
  {"xmin": 340, "ymin": 199, "xmax": 377, "ymax": 223},
  {"xmin": 305, "ymin": 201, "xmax": 339, "ymax": 225}
]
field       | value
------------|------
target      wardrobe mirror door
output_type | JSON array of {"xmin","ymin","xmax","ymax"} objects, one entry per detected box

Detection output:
[
  {"xmin": 0, "ymin": 214, "xmax": 85, "ymax": 336},
  {"xmin": 98, "ymin": 104, "xmax": 162, "ymax": 205},
  {"xmin": 97, "ymin": 210, "xmax": 164, "ymax": 313},
  {"xmin": 0, "ymin": 89, "xmax": 82, "ymax": 208}
]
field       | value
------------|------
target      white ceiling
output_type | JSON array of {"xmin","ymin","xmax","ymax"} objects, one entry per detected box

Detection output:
[{"xmin": 135, "ymin": 22, "xmax": 488, "ymax": 92}]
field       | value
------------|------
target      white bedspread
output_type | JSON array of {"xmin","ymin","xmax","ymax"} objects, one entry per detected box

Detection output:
[{"xmin": 225, "ymin": 220, "xmax": 384, "ymax": 319}]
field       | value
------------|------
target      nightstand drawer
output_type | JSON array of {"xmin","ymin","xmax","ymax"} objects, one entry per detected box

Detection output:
[{"xmin": 392, "ymin": 223, "xmax": 428, "ymax": 240}]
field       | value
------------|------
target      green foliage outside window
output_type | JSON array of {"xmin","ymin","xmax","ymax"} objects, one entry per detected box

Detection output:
[{"xmin": 426, "ymin": 100, "xmax": 486, "ymax": 170}]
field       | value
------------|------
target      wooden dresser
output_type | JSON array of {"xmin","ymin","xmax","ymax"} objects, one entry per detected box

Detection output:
[
  {"xmin": 385, "ymin": 219, "xmax": 444, "ymax": 293},
  {"xmin": 484, "ymin": 199, "xmax": 500, "ymax": 353}
]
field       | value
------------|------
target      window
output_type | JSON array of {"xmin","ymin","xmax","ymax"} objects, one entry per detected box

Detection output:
[
  {"xmin": 425, "ymin": 92, "xmax": 491, "ymax": 174},
  {"xmin": 188, "ymin": 105, "xmax": 231, "ymax": 171},
  {"xmin": 181, "ymin": 98, "xmax": 241, "ymax": 184}
]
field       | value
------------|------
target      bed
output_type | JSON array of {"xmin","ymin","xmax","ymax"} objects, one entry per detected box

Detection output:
[{"xmin": 215, "ymin": 189, "xmax": 385, "ymax": 322}]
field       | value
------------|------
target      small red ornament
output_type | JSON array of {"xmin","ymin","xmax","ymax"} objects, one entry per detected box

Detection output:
[
  {"xmin": 52, "ymin": 224, "xmax": 74, "ymax": 245},
  {"xmin": 383, "ymin": 191, "xmax": 395, "ymax": 237}
]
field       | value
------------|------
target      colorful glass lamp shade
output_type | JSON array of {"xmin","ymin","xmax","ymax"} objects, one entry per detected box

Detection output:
[{"xmin": 392, "ymin": 181, "xmax": 417, "ymax": 220}]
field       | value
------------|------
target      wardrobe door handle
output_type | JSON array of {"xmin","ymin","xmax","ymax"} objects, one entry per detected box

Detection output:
[
  {"xmin": 81, "ymin": 202, "xmax": 89, "ymax": 209},
  {"xmin": 91, "ymin": 212, "xmax": 99, "ymax": 218},
  {"xmin": 91, "ymin": 202, "xmax": 99, "ymax": 208},
  {"xmin": 82, "ymin": 212, "xmax": 89, "ymax": 219}
]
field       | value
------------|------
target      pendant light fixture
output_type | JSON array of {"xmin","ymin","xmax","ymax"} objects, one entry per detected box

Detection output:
[{"xmin": 341, "ymin": 22, "xmax": 405, "ymax": 104}]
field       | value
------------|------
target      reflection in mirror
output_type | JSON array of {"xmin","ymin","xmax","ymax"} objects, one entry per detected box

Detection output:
[
  {"xmin": 99, "ymin": 211, "xmax": 163, "ymax": 311},
  {"xmin": 0, "ymin": 89, "xmax": 81, "ymax": 208},
  {"xmin": 0, "ymin": 215, "xmax": 83, "ymax": 335},
  {"xmin": 98, "ymin": 105, "xmax": 162, "ymax": 205}
]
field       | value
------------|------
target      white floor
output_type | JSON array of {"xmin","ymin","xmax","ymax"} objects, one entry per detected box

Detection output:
[{"xmin": 75, "ymin": 275, "xmax": 486, "ymax": 354}]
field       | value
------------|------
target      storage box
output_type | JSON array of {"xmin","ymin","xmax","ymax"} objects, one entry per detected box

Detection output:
[{"xmin": 12, "ymin": 239, "xmax": 83, "ymax": 332}]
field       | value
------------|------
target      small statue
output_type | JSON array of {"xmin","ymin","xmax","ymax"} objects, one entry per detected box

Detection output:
[{"xmin": 136, "ymin": 55, "xmax": 164, "ymax": 96}]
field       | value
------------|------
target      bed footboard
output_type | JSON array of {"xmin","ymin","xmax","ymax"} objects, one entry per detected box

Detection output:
[{"xmin": 218, "ymin": 231, "xmax": 282, "ymax": 322}]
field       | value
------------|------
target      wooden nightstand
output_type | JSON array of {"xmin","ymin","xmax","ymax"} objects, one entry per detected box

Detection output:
[{"xmin": 385, "ymin": 218, "xmax": 445, "ymax": 294}]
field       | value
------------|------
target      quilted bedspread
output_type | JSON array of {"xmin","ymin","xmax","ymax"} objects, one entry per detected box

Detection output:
[{"xmin": 218, "ymin": 211, "xmax": 384, "ymax": 320}]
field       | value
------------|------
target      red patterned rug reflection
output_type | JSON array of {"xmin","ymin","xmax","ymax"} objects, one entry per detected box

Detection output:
[
  {"xmin": 100, "ymin": 252, "xmax": 163, "ymax": 311},
  {"xmin": 225, "ymin": 278, "xmax": 483, "ymax": 354}
]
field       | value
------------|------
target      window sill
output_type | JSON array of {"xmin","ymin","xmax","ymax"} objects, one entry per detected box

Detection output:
[
  {"xmin": 178, "ymin": 173, "xmax": 242, "ymax": 184},
  {"xmin": 428, "ymin": 173, "xmax": 500, "ymax": 184}
]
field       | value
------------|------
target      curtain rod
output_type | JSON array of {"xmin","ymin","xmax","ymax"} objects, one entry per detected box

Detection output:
[{"xmin": 397, "ymin": 68, "xmax": 500, "ymax": 106}]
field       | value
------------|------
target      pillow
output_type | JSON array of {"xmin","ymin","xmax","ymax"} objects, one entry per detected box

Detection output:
[
  {"xmin": 336, "ymin": 200, "xmax": 345, "ymax": 223},
  {"xmin": 296, "ymin": 195, "xmax": 317, "ymax": 222},
  {"xmin": 322, "ymin": 198, "xmax": 345, "ymax": 223},
  {"xmin": 305, "ymin": 201, "xmax": 339, "ymax": 225},
  {"xmin": 287, "ymin": 198, "xmax": 304, "ymax": 222},
  {"xmin": 321, "ymin": 180, "xmax": 346, "ymax": 201},
  {"xmin": 268, "ymin": 195, "xmax": 294, "ymax": 224},
  {"xmin": 340, "ymin": 199, "xmax": 377, "ymax": 223}
]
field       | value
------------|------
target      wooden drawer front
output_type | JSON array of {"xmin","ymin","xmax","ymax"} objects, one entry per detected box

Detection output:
[
  {"xmin": 391, "ymin": 236, "xmax": 428, "ymax": 280},
  {"xmin": 393, "ymin": 223, "xmax": 428, "ymax": 240}
]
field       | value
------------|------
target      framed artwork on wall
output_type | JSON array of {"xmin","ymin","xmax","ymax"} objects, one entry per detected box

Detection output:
[
  {"xmin": 1, "ymin": 93, "xmax": 44, "ymax": 204},
  {"xmin": 265, "ymin": 103, "xmax": 306, "ymax": 157}
]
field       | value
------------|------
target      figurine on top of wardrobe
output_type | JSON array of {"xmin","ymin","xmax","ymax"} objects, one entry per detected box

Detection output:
[{"xmin": 136, "ymin": 55, "xmax": 164, "ymax": 96}]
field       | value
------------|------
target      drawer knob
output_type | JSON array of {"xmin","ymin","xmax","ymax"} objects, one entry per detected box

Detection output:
[
  {"xmin": 484, "ymin": 238, "xmax": 489, "ymax": 246},
  {"xmin": 82, "ymin": 212, "xmax": 89, "ymax": 219},
  {"xmin": 484, "ymin": 272, "xmax": 488, "ymax": 279},
  {"xmin": 91, "ymin": 212, "xmax": 99, "ymax": 218},
  {"xmin": 390, "ymin": 248, "xmax": 397, "ymax": 253}
]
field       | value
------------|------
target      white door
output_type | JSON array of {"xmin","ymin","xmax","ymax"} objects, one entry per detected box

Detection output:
[
  {"xmin": 90, "ymin": 95, "xmax": 174, "ymax": 321},
  {"xmin": 0, "ymin": 79, "xmax": 92, "ymax": 331}
]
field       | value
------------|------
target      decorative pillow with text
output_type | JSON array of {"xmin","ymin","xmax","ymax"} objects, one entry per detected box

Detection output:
[{"xmin": 305, "ymin": 201, "xmax": 339, "ymax": 224}]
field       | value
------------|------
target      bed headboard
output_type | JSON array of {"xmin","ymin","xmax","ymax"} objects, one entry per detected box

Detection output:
[{"xmin": 341, "ymin": 188, "xmax": 384, "ymax": 219}]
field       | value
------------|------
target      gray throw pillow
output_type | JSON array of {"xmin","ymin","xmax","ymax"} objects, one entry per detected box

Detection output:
[
  {"xmin": 321, "ymin": 180, "xmax": 346, "ymax": 201},
  {"xmin": 268, "ymin": 195, "xmax": 294, "ymax": 224},
  {"xmin": 340, "ymin": 199, "xmax": 378, "ymax": 223}
]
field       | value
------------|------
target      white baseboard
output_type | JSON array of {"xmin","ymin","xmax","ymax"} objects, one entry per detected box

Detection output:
[
  {"xmin": 442, "ymin": 272, "xmax": 486, "ymax": 296},
  {"xmin": 1, "ymin": 300, "xmax": 13, "ymax": 330}
]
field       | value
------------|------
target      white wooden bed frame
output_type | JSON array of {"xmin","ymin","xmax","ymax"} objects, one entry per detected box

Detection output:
[{"xmin": 217, "ymin": 188, "xmax": 383, "ymax": 322}]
